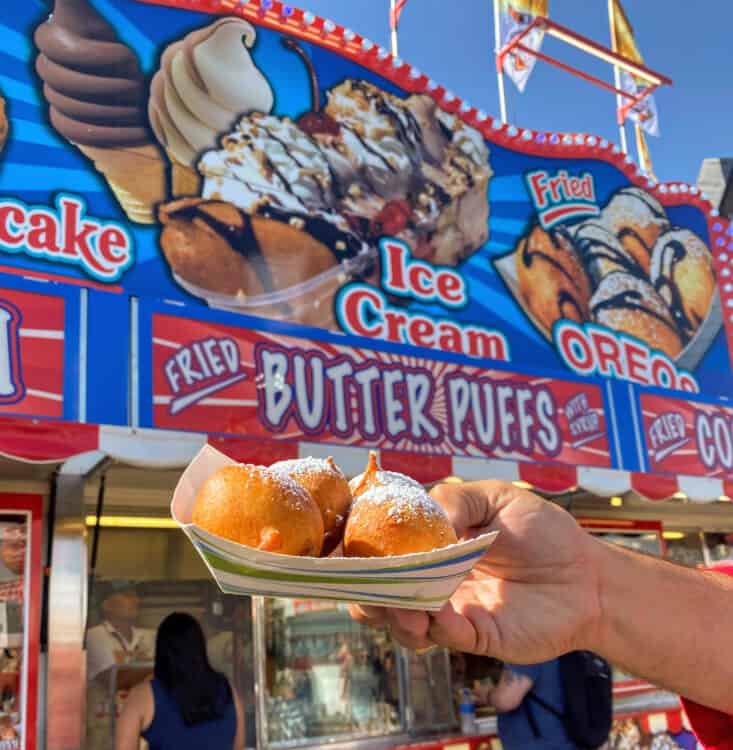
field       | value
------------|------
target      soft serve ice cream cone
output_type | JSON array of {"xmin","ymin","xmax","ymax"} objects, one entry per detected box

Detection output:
[
  {"xmin": 149, "ymin": 18, "xmax": 274, "ymax": 198},
  {"xmin": 34, "ymin": 0, "xmax": 166, "ymax": 224}
]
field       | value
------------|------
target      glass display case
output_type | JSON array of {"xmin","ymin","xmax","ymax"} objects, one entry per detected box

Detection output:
[
  {"xmin": 255, "ymin": 598, "xmax": 403, "ymax": 748},
  {"xmin": 403, "ymin": 648, "xmax": 455, "ymax": 731}
]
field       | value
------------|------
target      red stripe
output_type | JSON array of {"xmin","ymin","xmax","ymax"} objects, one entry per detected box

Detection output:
[
  {"xmin": 541, "ymin": 203, "xmax": 598, "ymax": 225},
  {"xmin": 519, "ymin": 463, "xmax": 577, "ymax": 494},
  {"xmin": 723, "ymin": 480, "xmax": 733, "ymax": 500},
  {"xmin": 380, "ymin": 450, "xmax": 452, "ymax": 485},
  {"xmin": 207, "ymin": 436, "xmax": 299, "ymax": 465},
  {"xmin": 0, "ymin": 417, "xmax": 98, "ymax": 462},
  {"xmin": 631, "ymin": 472, "xmax": 679, "ymax": 501}
]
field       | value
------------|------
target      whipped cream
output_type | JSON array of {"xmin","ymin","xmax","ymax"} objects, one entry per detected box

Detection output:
[{"xmin": 200, "ymin": 113, "xmax": 336, "ymax": 215}]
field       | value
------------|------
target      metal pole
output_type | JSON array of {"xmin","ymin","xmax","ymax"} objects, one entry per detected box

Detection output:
[
  {"xmin": 608, "ymin": 0, "xmax": 628, "ymax": 153},
  {"xmin": 493, "ymin": 0, "xmax": 508, "ymax": 123},
  {"xmin": 634, "ymin": 123, "xmax": 647, "ymax": 173},
  {"xmin": 390, "ymin": 0, "xmax": 399, "ymax": 57}
]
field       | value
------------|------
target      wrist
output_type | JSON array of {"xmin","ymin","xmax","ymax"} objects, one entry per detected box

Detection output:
[{"xmin": 575, "ymin": 534, "xmax": 618, "ymax": 657}]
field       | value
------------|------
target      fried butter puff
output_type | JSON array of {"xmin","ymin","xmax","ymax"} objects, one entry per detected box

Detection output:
[
  {"xmin": 192, "ymin": 464, "xmax": 324, "ymax": 556},
  {"xmin": 516, "ymin": 224, "xmax": 592, "ymax": 333},
  {"xmin": 602, "ymin": 187, "xmax": 670, "ymax": 274},
  {"xmin": 344, "ymin": 453, "xmax": 457, "ymax": 557},
  {"xmin": 650, "ymin": 228, "xmax": 716, "ymax": 341},
  {"xmin": 590, "ymin": 272, "xmax": 683, "ymax": 360},
  {"xmin": 271, "ymin": 457, "xmax": 352, "ymax": 556},
  {"xmin": 158, "ymin": 198, "xmax": 338, "ymax": 297}
]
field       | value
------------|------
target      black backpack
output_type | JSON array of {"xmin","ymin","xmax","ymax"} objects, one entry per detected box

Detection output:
[{"xmin": 524, "ymin": 651, "xmax": 613, "ymax": 750}]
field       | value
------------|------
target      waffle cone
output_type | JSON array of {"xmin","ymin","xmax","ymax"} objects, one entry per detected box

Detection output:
[
  {"xmin": 79, "ymin": 143, "xmax": 167, "ymax": 224},
  {"xmin": 170, "ymin": 157, "xmax": 202, "ymax": 198}
]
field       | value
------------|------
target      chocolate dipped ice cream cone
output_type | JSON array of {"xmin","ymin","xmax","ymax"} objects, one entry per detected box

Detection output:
[{"xmin": 34, "ymin": 0, "xmax": 166, "ymax": 223}]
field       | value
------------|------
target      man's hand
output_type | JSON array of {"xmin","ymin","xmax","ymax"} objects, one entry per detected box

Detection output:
[{"xmin": 351, "ymin": 481, "xmax": 603, "ymax": 664}]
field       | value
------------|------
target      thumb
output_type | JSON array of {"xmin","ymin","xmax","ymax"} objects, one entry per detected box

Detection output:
[{"xmin": 430, "ymin": 480, "xmax": 517, "ymax": 538}]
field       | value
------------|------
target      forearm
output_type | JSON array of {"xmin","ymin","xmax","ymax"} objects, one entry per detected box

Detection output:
[{"xmin": 588, "ymin": 538, "xmax": 733, "ymax": 712}]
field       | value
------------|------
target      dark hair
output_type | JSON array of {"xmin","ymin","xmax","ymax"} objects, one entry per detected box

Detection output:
[{"xmin": 154, "ymin": 612, "xmax": 232, "ymax": 726}]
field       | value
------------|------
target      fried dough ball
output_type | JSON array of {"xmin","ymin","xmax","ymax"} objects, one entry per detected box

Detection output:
[
  {"xmin": 192, "ymin": 464, "xmax": 324, "ymax": 556},
  {"xmin": 271, "ymin": 457, "xmax": 353, "ymax": 555},
  {"xmin": 344, "ymin": 453, "xmax": 457, "ymax": 557}
]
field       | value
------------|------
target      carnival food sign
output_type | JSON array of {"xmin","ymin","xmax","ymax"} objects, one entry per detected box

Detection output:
[
  {"xmin": 0, "ymin": 0, "xmax": 730, "ymax": 397},
  {"xmin": 641, "ymin": 394, "xmax": 733, "ymax": 478},
  {"xmin": 151, "ymin": 312, "xmax": 614, "ymax": 468}
]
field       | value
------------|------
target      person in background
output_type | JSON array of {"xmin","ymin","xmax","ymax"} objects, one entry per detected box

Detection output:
[
  {"xmin": 206, "ymin": 602, "xmax": 256, "ymax": 747},
  {"xmin": 476, "ymin": 660, "xmax": 580, "ymax": 750},
  {"xmin": 86, "ymin": 581, "xmax": 155, "ymax": 749},
  {"xmin": 116, "ymin": 612, "xmax": 243, "ymax": 750},
  {"xmin": 349, "ymin": 648, "xmax": 379, "ymax": 730},
  {"xmin": 0, "ymin": 520, "xmax": 25, "ymax": 748},
  {"xmin": 350, "ymin": 480, "xmax": 733, "ymax": 748},
  {"xmin": 0, "ymin": 520, "xmax": 25, "ymax": 603}
]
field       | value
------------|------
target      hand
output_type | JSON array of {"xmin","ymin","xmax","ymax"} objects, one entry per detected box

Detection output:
[{"xmin": 351, "ymin": 481, "xmax": 603, "ymax": 664}]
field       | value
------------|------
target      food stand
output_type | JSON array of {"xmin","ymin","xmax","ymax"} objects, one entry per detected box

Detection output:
[{"xmin": 1, "ymin": 0, "xmax": 732, "ymax": 748}]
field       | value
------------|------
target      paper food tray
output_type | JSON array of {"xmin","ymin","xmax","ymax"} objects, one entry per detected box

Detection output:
[
  {"xmin": 171, "ymin": 445, "xmax": 498, "ymax": 611},
  {"xmin": 493, "ymin": 250, "xmax": 723, "ymax": 372}
]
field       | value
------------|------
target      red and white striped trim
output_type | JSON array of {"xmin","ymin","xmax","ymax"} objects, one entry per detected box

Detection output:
[
  {"xmin": 635, "ymin": 707, "xmax": 692, "ymax": 735},
  {"xmin": 0, "ymin": 418, "xmax": 730, "ymax": 503}
]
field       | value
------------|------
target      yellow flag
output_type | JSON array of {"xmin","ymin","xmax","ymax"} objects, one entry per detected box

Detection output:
[
  {"xmin": 499, "ymin": 0, "xmax": 548, "ymax": 17},
  {"xmin": 635, "ymin": 124, "xmax": 656, "ymax": 179},
  {"xmin": 609, "ymin": 0, "xmax": 643, "ymax": 64}
]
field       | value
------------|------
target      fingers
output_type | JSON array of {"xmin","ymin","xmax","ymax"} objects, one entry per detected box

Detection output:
[
  {"xmin": 430, "ymin": 480, "xmax": 519, "ymax": 537},
  {"xmin": 349, "ymin": 606, "xmax": 434, "ymax": 651},
  {"xmin": 426, "ymin": 600, "xmax": 480, "ymax": 653}
]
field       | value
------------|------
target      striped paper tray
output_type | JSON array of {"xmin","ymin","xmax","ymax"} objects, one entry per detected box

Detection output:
[{"xmin": 171, "ymin": 445, "xmax": 498, "ymax": 611}]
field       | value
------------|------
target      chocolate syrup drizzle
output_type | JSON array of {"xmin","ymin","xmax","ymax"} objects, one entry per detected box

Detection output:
[
  {"xmin": 520, "ymin": 227, "xmax": 587, "ymax": 320},
  {"xmin": 614, "ymin": 189, "xmax": 667, "ymax": 257},
  {"xmin": 169, "ymin": 202, "xmax": 276, "ymax": 292},
  {"xmin": 574, "ymin": 224, "xmax": 641, "ymax": 278},
  {"xmin": 652, "ymin": 238, "xmax": 695, "ymax": 340},
  {"xmin": 591, "ymin": 288, "xmax": 680, "ymax": 337},
  {"xmin": 168, "ymin": 201, "xmax": 366, "ymax": 294}
]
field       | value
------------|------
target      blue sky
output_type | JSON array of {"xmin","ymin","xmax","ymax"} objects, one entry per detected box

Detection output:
[{"xmin": 299, "ymin": 0, "xmax": 732, "ymax": 185}]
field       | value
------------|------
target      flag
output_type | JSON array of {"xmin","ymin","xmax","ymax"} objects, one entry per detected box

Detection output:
[
  {"xmin": 609, "ymin": 0, "xmax": 660, "ymax": 136},
  {"xmin": 635, "ymin": 124, "xmax": 656, "ymax": 179},
  {"xmin": 390, "ymin": 0, "xmax": 409, "ymax": 32},
  {"xmin": 497, "ymin": 0, "xmax": 549, "ymax": 92}
]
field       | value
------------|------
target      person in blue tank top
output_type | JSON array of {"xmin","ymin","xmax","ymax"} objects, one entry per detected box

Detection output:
[{"xmin": 116, "ymin": 612, "xmax": 243, "ymax": 750}]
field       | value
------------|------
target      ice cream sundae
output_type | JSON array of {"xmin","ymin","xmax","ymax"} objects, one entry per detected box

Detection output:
[
  {"xmin": 34, "ymin": 0, "xmax": 166, "ymax": 223},
  {"xmin": 149, "ymin": 17, "xmax": 274, "ymax": 197},
  {"xmin": 158, "ymin": 37, "xmax": 492, "ymax": 329}
]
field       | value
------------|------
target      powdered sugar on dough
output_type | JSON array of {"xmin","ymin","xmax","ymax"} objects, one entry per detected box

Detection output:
[
  {"xmin": 354, "ymin": 482, "xmax": 448, "ymax": 525},
  {"xmin": 258, "ymin": 465, "xmax": 314, "ymax": 511},
  {"xmin": 349, "ymin": 469, "xmax": 423, "ymax": 495},
  {"xmin": 271, "ymin": 457, "xmax": 345, "ymax": 481},
  {"xmin": 602, "ymin": 187, "xmax": 669, "ymax": 229}
]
